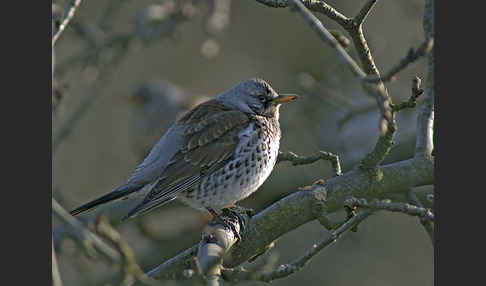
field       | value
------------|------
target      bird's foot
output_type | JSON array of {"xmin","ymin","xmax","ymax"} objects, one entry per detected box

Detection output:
[
  {"xmin": 343, "ymin": 204, "xmax": 359, "ymax": 232},
  {"xmin": 226, "ymin": 205, "xmax": 255, "ymax": 218},
  {"xmin": 206, "ymin": 208, "xmax": 243, "ymax": 242},
  {"xmin": 224, "ymin": 205, "xmax": 254, "ymax": 237}
]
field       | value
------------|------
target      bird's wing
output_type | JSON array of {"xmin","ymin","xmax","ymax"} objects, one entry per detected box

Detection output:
[{"xmin": 123, "ymin": 99, "xmax": 250, "ymax": 219}]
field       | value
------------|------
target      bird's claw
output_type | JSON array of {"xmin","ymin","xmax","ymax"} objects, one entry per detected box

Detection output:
[
  {"xmin": 226, "ymin": 205, "xmax": 255, "ymax": 218},
  {"xmin": 207, "ymin": 207, "xmax": 244, "ymax": 242}
]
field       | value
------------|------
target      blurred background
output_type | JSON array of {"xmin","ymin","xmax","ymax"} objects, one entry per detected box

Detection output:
[{"xmin": 52, "ymin": 0, "xmax": 433, "ymax": 285}]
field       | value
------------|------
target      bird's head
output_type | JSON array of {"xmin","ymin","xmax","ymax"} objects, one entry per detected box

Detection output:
[{"xmin": 217, "ymin": 78, "xmax": 297, "ymax": 119}]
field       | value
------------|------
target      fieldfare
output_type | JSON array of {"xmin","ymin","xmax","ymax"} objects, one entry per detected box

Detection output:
[{"xmin": 70, "ymin": 78, "xmax": 297, "ymax": 232}]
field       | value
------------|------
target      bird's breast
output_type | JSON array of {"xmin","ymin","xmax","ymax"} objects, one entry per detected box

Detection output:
[{"xmin": 179, "ymin": 121, "xmax": 281, "ymax": 210}]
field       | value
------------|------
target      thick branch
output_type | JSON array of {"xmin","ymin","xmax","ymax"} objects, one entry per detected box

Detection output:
[
  {"xmin": 136, "ymin": 156, "xmax": 433, "ymax": 281},
  {"xmin": 197, "ymin": 212, "xmax": 248, "ymax": 285},
  {"xmin": 415, "ymin": 0, "xmax": 434, "ymax": 158}
]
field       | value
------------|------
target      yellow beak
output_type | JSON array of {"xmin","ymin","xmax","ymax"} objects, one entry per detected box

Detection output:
[{"xmin": 273, "ymin": 94, "xmax": 298, "ymax": 104}]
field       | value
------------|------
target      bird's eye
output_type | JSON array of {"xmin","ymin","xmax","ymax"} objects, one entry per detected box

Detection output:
[{"xmin": 258, "ymin": 95, "xmax": 266, "ymax": 102}]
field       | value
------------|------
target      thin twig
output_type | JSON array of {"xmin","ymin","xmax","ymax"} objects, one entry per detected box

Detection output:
[
  {"xmin": 53, "ymin": 200, "xmax": 159, "ymax": 284},
  {"xmin": 350, "ymin": 1, "xmax": 394, "ymax": 136},
  {"xmin": 288, "ymin": 0, "xmax": 366, "ymax": 80},
  {"xmin": 364, "ymin": 39, "xmax": 434, "ymax": 83},
  {"xmin": 408, "ymin": 191, "xmax": 434, "ymax": 245},
  {"xmin": 256, "ymin": 0, "xmax": 351, "ymax": 26},
  {"xmin": 221, "ymin": 210, "xmax": 372, "ymax": 283},
  {"xmin": 354, "ymin": 0, "xmax": 378, "ymax": 25},
  {"xmin": 52, "ymin": 0, "xmax": 83, "ymax": 46},
  {"xmin": 277, "ymin": 150, "xmax": 342, "ymax": 176},
  {"xmin": 359, "ymin": 75, "xmax": 423, "ymax": 172},
  {"xmin": 288, "ymin": 0, "xmax": 393, "ymax": 145},
  {"xmin": 52, "ymin": 33, "xmax": 136, "ymax": 155},
  {"xmin": 52, "ymin": 198, "xmax": 121, "ymax": 262},
  {"xmin": 52, "ymin": 239, "xmax": 63, "ymax": 286},
  {"xmin": 258, "ymin": 0, "xmax": 426, "ymax": 139},
  {"xmin": 391, "ymin": 76, "xmax": 424, "ymax": 112},
  {"xmin": 95, "ymin": 216, "xmax": 160, "ymax": 286},
  {"xmin": 344, "ymin": 197, "xmax": 434, "ymax": 221},
  {"xmin": 53, "ymin": 3, "xmax": 196, "ymax": 156}
]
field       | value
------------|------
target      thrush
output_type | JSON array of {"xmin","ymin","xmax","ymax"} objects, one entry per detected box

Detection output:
[{"xmin": 70, "ymin": 78, "xmax": 297, "ymax": 234}]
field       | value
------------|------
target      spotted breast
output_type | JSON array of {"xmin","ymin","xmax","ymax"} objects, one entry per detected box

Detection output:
[{"xmin": 178, "ymin": 115, "xmax": 281, "ymax": 210}]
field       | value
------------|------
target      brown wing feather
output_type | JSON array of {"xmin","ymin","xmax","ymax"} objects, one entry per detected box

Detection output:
[{"xmin": 124, "ymin": 100, "xmax": 250, "ymax": 219}]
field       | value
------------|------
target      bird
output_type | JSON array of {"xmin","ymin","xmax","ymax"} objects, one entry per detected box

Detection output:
[{"xmin": 70, "ymin": 78, "xmax": 297, "ymax": 234}]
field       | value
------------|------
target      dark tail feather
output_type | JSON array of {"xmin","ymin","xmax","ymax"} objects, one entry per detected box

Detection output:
[{"xmin": 70, "ymin": 183, "xmax": 142, "ymax": 216}]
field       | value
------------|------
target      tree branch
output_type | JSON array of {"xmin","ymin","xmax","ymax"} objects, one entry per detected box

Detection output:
[
  {"xmin": 52, "ymin": 2, "xmax": 200, "ymax": 156},
  {"xmin": 52, "ymin": 198, "xmax": 121, "ymax": 262},
  {"xmin": 344, "ymin": 197, "xmax": 434, "ymax": 221},
  {"xmin": 256, "ymin": 0, "xmax": 350, "ymax": 26},
  {"xmin": 288, "ymin": 0, "xmax": 366, "ymax": 80},
  {"xmin": 221, "ymin": 209, "xmax": 372, "ymax": 283},
  {"xmin": 364, "ymin": 39, "xmax": 434, "ymax": 83},
  {"xmin": 359, "ymin": 74, "xmax": 424, "ymax": 174},
  {"xmin": 95, "ymin": 216, "xmax": 160, "ymax": 286},
  {"xmin": 52, "ymin": 239, "xmax": 63, "ymax": 286},
  {"xmin": 390, "ymin": 76, "xmax": 424, "ymax": 112},
  {"xmin": 52, "ymin": 0, "xmax": 83, "ymax": 46},
  {"xmin": 354, "ymin": 0, "xmax": 377, "ymax": 25},
  {"xmin": 132, "ymin": 156, "xmax": 433, "ymax": 281},
  {"xmin": 415, "ymin": 0, "xmax": 434, "ymax": 158},
  {"xmin": 408, "ymin": 191, "xmax": 434, "ymax": 245},
  {"xmin": 288, "ymin": 0, "xmax": 394, "ymax": 167},
  {"xmin": 58, "ymin": 2, "xmax": 434, "ymax": 285},
  {"xmin": 53, "ymin": 198, "xmax": 161, "ymax": 285},
  {"xmin": 197, "ymin": 211, "xmax": 249, "ymax": 285},
  {"xmin": 277, "ymin": 150, "xmax": 342, "ymax": 176},
  {"xmin": 262, "ymin": 1, "xmax": 435, "ymax": 170}
]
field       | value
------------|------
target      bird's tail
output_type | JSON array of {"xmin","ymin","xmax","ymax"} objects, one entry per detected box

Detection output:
[{"xmin": 70, "ymin": 183, "xmax": 142, "ymax": 216}]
